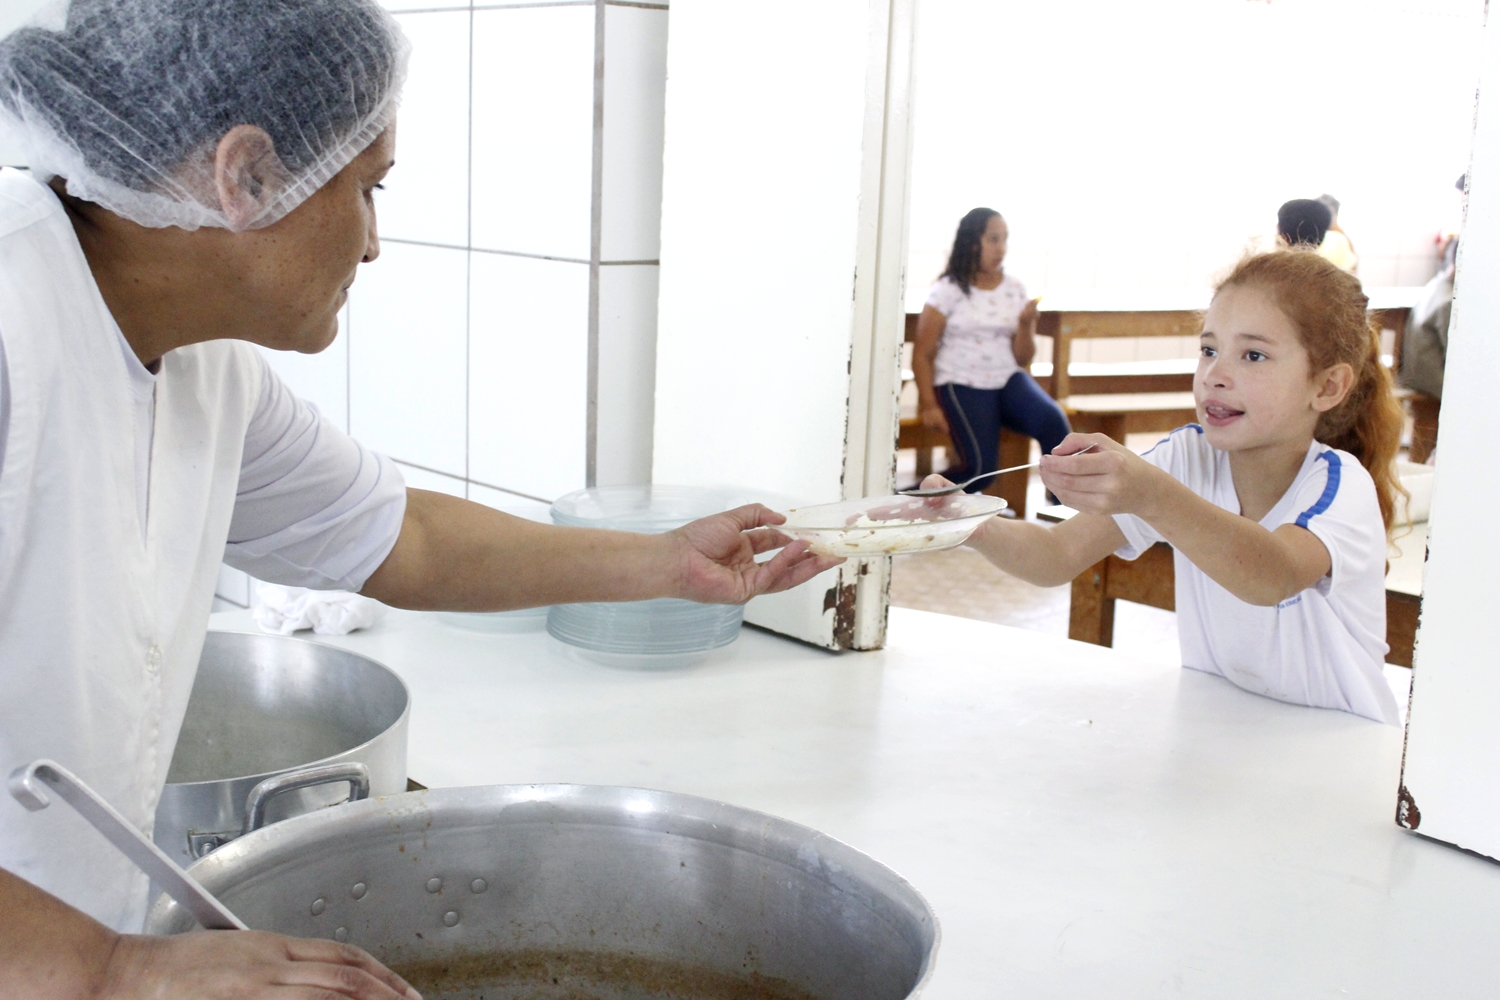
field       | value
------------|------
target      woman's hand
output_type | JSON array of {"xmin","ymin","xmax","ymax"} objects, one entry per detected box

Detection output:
[
  {"xmin": 1038, "ymin": 433, "xmax": 1170, "ymax": 517},
  {"xmin": 667, "ymin": 504, "xmax": 843, "ymax": 605},
  {"xmin": 97, "ymin": 932, "xmax": 422, "ymax": 1000},
  {"xmin": 919, "ymin": 404, "xmax": 950, "ymax": 434},
  {"xmin": 1013, "ymin": 298, "xmax": 1040, "ymax": 369}
]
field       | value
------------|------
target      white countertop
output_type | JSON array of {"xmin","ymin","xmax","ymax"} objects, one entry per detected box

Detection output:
[{"xmin": 208, "ymin": 606, "xmax": 1499, "ymax": 998}]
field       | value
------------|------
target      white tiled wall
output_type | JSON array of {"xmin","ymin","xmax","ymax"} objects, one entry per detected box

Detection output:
[
  {"xmin": 470, "ymin": 6, "xmax": 596, "ymax": 261},
  {"xmin": 379, "ymin": 10, "xmax": 471, "ymax": 247},
  {"xmin": 229, "ymin": 0, "xmax": 670, "ymax": 606},
  {"xmin": 255, "ymin": 0, "xmax": 666, "ymax": 506},
  {"xmin": 349, "ymin": 242, "xmax": 470, "ymax": 477},
  {"xmin": 468, "ymin": 252, "xmax": 589, "ymax": 501},
  {"xmin": 601, "ymin": 5, "xmax": 668, "ymax": 262}
]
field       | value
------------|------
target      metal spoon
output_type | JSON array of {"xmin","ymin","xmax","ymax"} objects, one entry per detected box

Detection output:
[
  {"xmin": 8, "ymin": 758, "xmax": 248, "ymax": 930},
  {"xmin": 899, "ymin": 444, "xmax": 1098, "ymax": 497}
]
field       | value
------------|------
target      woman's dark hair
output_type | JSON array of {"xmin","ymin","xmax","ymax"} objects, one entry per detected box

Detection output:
[
  {"xmin": 940, "ymin": 207, "xmax": 1001, "ymax": 295},
  {"xmin": 1277, "ymin": 199, "xmax": 1333, "ymax": 247}
]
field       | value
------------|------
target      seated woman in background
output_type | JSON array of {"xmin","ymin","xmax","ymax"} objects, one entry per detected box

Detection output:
[
  {"xmin": 931, "ymin": 250, "xmax": 1405, "ymax": 724},
  {"xmin": 912, "ymin": 208, "xmax": 1070, "ymax": 492}
]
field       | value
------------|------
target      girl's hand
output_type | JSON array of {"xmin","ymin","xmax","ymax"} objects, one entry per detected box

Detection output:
[
  {"xmin": 919, "ymin": 404, "xmax": 949, "ymax": 434},
  {"xmin": 1039, "ymin": 433, "xmax": 1168, "ymax": 517}
]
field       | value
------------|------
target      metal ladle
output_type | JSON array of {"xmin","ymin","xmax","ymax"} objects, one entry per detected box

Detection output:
[
  {"xmin": 8, "ymin": 758, "xmax": 247, "ymax": 930},
  {"xmin": 899, "ymin": 443, "xmax": 1098, "ymax": 497}
]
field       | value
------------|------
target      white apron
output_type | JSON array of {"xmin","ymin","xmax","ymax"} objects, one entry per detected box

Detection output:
[{"xmin": 0, "ymin": 169, "xmax": 262, "ymax": 930}]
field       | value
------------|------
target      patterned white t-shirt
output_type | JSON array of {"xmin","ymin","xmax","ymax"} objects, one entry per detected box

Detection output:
[
  {"xmin": 925, "ymin": 274, "xmax": 1029, "ymax": 390},
  {"xmin": 1112, "ymin": 425, "xmax": 1398, "ymax": 724}
]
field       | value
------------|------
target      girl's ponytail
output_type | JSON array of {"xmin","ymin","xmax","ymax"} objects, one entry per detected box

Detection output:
[
  {"xmin": 1314, "ymin": 318, "xmax": 1406, "ymax": 530},
  {"xmin": 1217, "ymin": 250, "xmax": 1408, "ymax": 530}
]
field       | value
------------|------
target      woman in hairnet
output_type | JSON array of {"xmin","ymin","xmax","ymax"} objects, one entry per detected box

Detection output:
[{"xmin": 0, "ymin": 0, "xmax": 836, "ymax": 994}]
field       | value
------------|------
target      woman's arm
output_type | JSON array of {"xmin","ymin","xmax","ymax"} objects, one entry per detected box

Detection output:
[
  {"xmin": 1039, "ymin": 434, "xmax": 1332, "ymax": 606},
  {"xmin": 360, "ymin": 490, "xmax": 840, "ymax": 611},
  {"xmin": 1012, "ymin": 298, "xmax": 1040, "ymax": 369},
  {"xmin": 0, "ymin": 866, "xmax": 418, "ymax": 1000},
  {"xmin": 911, "ymin": 305, "xmax": 949, "ymax": 433}
]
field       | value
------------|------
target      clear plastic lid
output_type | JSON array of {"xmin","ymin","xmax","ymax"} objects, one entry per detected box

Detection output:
[{"xmin": 549, "ymin": 485, "xmax": 734, "ymax": 533}]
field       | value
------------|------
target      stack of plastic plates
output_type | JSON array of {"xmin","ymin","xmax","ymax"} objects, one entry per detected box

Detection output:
[{"xmin": 547, "ymin": 486, "xmax": 744, "ymax": 666}]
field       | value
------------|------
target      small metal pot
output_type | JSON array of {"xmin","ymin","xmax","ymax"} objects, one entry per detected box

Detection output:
[
  {"xmin": 152, "ymin": 631, "xmax": 409, "ymax": 867},
  {"xmin": 145, "ymin": 785, "xmax": 938, "ymax": 1000}
]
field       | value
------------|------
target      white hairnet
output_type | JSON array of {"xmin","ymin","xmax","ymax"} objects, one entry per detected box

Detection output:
[{"xmin": 0, "ymin": 0, "xmax": 409, "ymax": 232}]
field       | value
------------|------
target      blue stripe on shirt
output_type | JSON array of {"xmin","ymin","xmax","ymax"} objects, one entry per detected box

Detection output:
[
  {"xmin": 1294, "ymin": 450, "xmax": 1341, "ymax": 528},
  {"xmin": 1140, "ymin": 422, "xmax": 1204, "ymax": 458}
]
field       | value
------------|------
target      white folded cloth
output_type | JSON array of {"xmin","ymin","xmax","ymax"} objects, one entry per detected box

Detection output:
[{"xmin": 252, "ymin": 583, "xmax": 382, "ymax": 636}]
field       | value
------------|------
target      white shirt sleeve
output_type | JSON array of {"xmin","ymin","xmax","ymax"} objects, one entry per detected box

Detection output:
[
  {"xmin": 924, "ymin": 277, "xmax": 962, "ymax": 316},
  {"xmin": 1109, "ymin": 429, "xmax": 1195, "ymax": 559},
  {"xmin": 224, "ymin": 352, "xmax": 406, "ymax": 591},
  {"xmin": 1273, "ymin": 448, "xmax": 1381, "ymax": 595}
]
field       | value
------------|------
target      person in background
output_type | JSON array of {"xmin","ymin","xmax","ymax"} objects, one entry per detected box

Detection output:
[
  {"xmin": 1396, "ymin": 173, "xmax": 1467, "ymax": 461},
  {"xmin": 1277, "ymin": 198, "xmax": 1333, "ymax": 249},
  {"xmin": 911, "ymin": 208, "xmax": 1070, "ymax": 493},
  {"xmin": 929, "ymin": 249, "xmax": 1406, "ymax": 725},
  {"xmin": 1316, "ymin": 193, "xmax": 1359, "ymax": 274}
]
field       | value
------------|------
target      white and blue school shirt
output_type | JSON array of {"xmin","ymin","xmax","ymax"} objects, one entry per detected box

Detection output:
[
  {"xmin": 1111, "ymin": 425, "xmax": 1398, "ymax": 724},
  {"xmin": 925, "ymin": 274, "xmax": 1029, "ymax": 390}
]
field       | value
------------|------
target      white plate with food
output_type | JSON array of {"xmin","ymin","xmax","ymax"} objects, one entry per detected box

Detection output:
[{"xmin": 776, "ymin": 493, "xmax": 1007, "ymax": 557}]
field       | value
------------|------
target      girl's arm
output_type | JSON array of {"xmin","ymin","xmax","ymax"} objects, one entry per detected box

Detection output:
[
  {"xmin": 1039, "ymin": 434, "xmax": 1333, "ymax": 606},
  {"xmin": 1012, "ymin": 298, "xmax": 1040, "ymax": 369},
  {"xmin": 912, "ymin": 305, "xmax": 948, "ymax": 433},
  {"xmin": 964, "ymin": 507, "xmax": 1128, "ymax": 587}
]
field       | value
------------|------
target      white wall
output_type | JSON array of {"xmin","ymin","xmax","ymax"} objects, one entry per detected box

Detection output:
[
  {"xmin": 259, "ymin": 0, "xmax": 668, "ymax": 509},
  {"xmin": 653, "ymin": 0, "xmax": 871, "ymax": 506},
  {"xmin": 0, "ymin": 0, "xmax": 62, "ymax": 165},
  {"xmin": 906, "ymin": 0, "xmax": 1483, "ymax": 319},
  {"xmin": 1397, "ymin": 3, "xmax": 1500, "ymax": 861},
  {"xmin": 217, "ymin": 0, "xmax": 667, "ymax": 605}
]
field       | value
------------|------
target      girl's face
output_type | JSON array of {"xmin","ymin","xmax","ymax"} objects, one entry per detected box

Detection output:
[
  {"xmin": 1195, "ymin": 284, "xmax": 1352, "ymax": 454},
  {"xmin": 978, "ymin": 216, "xmax": 1008, "ymax": 273}
]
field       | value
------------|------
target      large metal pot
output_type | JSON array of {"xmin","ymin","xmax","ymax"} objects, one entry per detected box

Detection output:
[
  {"xmin": 146, "ymin": 785, "xmax": 938, "ymax": 1000},
  {"xmin": 152, "ymin": 631, "xmax": 409, "ymax": 867}
]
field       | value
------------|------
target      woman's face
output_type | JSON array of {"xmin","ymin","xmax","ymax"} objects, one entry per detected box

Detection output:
[
  {"xmin": 978, "ymin": 216, "xmax": 1008, "ymax": 273},
  {"xmin": 233, "ymin": 126, "xmax": 395, "ymax": 354}
]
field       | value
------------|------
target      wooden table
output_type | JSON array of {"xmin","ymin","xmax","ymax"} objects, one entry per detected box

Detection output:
[
  {"xmin": 1036, "ymin": 287, "xmax": 1423, "ymax": 400},
  {"xmin": 1040, "ymin": 505, "xmax": 1424, "ymax": 666}
]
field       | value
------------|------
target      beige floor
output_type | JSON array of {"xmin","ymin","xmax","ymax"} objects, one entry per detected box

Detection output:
[{"xmin": 888, "ymin": 461, "xmax": 1183, "ymax": 667}]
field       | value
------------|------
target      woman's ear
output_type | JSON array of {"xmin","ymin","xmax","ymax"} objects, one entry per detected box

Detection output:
[
  {"xmin": 213, "ymin": 125, "xmax": 289, "ymax": 230},
  {"xmin": 1311, "ymin": 361, "xmax": 1356, "ymax": 413}
]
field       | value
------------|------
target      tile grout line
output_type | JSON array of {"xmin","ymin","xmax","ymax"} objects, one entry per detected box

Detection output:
[
  {"xmin": 464, "ymin": 1, "xmax": 475, "ymax": 497},
  {"xmin": 391, "ymin": 458, "xmax": 553, "ymax": 505},
  {"xmin": 387, "ymin": 1, "xmax": 665, "ymax": 11},
  {"xmin": 585, "ymin": 0, "xmax": 605, "ymax": 487},
  {"xmin": 385, "ymin": 236, "xmax": 591, "ymax": 265}
]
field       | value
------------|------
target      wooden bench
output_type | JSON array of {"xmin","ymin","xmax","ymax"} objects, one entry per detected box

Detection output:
[
  {"xmin": 897, "ymin": 418, "xmax": 1030, "ymax": 518},
  {"xmin": 1040, "ymin": 505, "xmax": 1423, "ymax": 667}
]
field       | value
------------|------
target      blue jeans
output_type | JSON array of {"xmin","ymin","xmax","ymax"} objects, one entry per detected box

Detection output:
[{"xmin": 937, "ymin": 373, "xmax": 1072, "ymax": 492}]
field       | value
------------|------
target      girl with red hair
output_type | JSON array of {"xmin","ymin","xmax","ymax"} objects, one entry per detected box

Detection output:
[{"xmin": 943, "ymin": 249, "xmax": 1406, "ymax": 723}]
